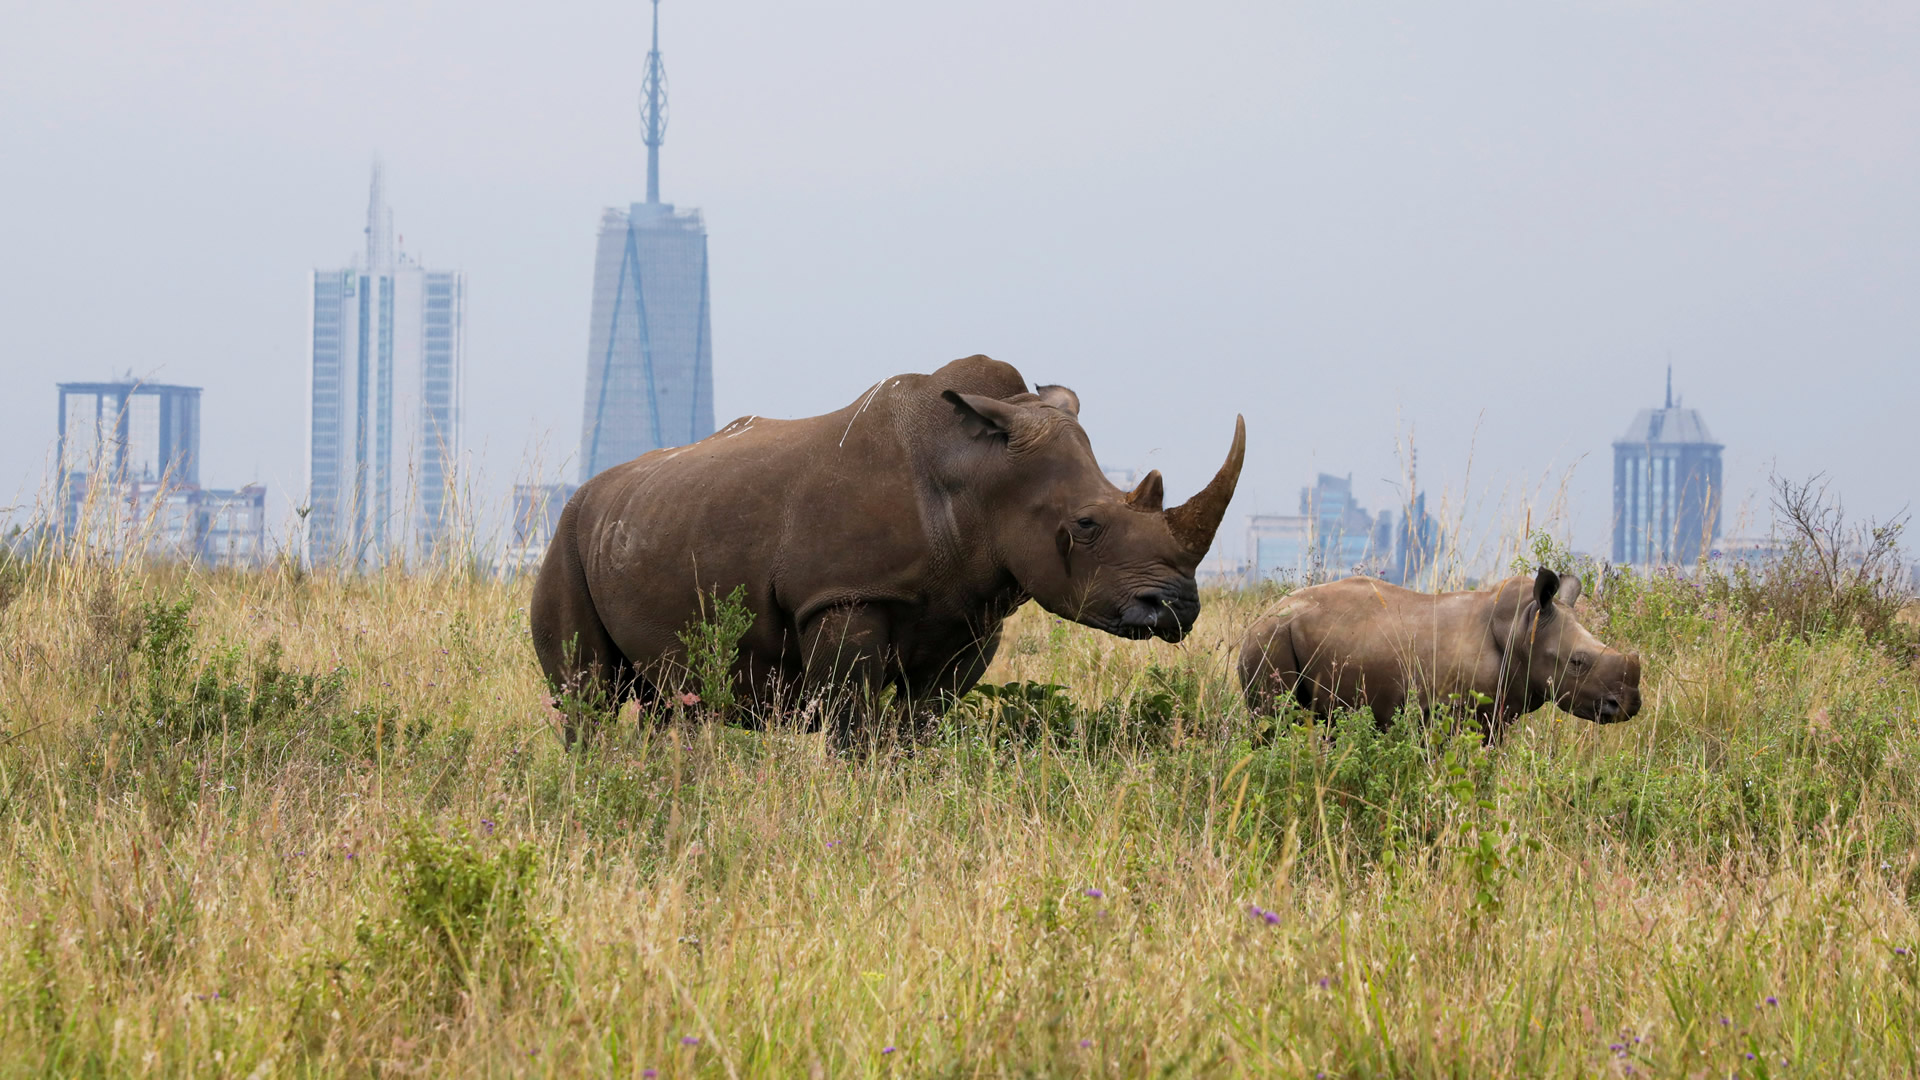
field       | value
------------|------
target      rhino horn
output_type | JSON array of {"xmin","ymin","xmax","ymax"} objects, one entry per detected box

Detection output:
[{"xmin": 1165, "ymin": 415, "xmax": 1246, "ymax": 556}]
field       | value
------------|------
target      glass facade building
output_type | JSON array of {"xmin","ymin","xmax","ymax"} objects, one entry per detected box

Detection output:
[
  {"xmin": 1611, "ymin": 381, "xmax": 1722, "ymax": 567},
  {"xmin": 308, "ymin": 167, "xmax": 465, "ymax": 568},
  {"xmin": 578, "ymin": 202, "xmax": 714, "ymax": 479},
  {"xmin": 1246, "ymin": 473, "xmax": 1400, "ymax": 583},
  {"xmin": 55, "ymin": 381, "xmax": 201, "ymax": 538}
]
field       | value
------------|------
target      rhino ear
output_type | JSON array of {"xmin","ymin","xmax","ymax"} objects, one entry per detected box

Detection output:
[
  {"xmin": 1125, "ymin": 469, "xmax": 1165, "ymax": 511},
  {"xmin": 1035, "ymin": 384, "xmax": 1081, "ymax": 418},
  {"xmin": 943, "ymin": 390, "xmax": 1024, "ymax": 441},
  {"xmin": 1557, "ymin": 573, "xmax": 1583, "ymax": 609},
  {"xmin": 1533, "ymin": 566, "xmax": 1561, "ymax": 616}
]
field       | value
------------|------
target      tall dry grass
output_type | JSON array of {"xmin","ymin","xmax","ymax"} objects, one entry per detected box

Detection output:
[{"xmin": 0, "ymin": 545, "xmax": 1916, "ymax": 1077}]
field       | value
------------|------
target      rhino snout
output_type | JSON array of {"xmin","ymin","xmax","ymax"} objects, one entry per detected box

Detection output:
[
  {"xmin": 1596, "ymin": 686, "xmax": 1642, "ymax": 724},
  {"xmin": 1117, "ymin": 586, "xmax": 1200, "ymax": 643}
]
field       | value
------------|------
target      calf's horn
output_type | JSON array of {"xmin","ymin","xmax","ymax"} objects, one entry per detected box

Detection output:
[{"xmin": 1165, "ymin": 414, "xmax": 1246, "ymax": 556}]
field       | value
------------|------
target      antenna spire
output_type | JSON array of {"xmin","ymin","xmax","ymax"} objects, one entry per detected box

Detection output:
[
  {"xmin": 641, "ymin": 0, "xmax": 669, "ymax": 204},
  {"xmin": 365, "ymin": 161, "xmax": 393, "ymax": 269},
  {"xmin": 1664, "ymin": 364, "xmax": 1672, "ymax": 410}
]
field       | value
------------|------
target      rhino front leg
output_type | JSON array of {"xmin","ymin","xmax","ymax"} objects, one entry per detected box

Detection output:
[{"xmin": 797, "ymin": 604, "xmax": 896, "ymax": 736}]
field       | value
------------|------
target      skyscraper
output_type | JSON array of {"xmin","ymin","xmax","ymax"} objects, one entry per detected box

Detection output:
[
  {"xmin": 578, "ymin": 0, "xmax": 715, "ymax": 481},
  {"xmin": 53, "ymin": 380, "xmax": 268, "ymax": 564},
  {"xmin": 308, "ymin": 166, "xmax": 466, "ymax": 568},
  {"xmin": 1612, "ymin": 369, "xmax": 1722, "ymax": 567},
  {"xmin": 56, "ymin": 380, "xmax": 200, "ymax": 538}
]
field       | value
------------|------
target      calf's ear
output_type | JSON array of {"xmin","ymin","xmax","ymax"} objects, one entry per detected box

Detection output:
[
  {"xmin": 1533, "ymin": 566, "xmax": 1561, "ymax": 615},
  {"xmin": 944, "ymin": 390, "xmax": 1025, "ymax": 441},
  {"xmin": 1557, "ymin": 573, "xmax": 1583, "ymax": 609},
  {"xmin": 1035, "ymin": 384, "xmax": 1081, "ymax": 417}
]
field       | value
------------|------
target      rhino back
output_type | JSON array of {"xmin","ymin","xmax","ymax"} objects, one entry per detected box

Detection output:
[
  {"xmin": 568, "ymin": 360, "xmax": 1026, "ymax": 671},
  {"xmin": 1284, "ymin": 578, "xmax": 1501, "ymax": 711}
]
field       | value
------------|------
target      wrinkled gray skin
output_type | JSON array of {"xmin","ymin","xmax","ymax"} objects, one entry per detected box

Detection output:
[
  {"xmin": 533, "ymin": 354, "xmax": 1246, "ymax": 743},
  {"xmin": 1237, "ymin": 568, "xmax": 1642, "ymax": 734}
]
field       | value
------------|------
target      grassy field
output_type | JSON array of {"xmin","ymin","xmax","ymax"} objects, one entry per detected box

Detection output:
[{"xmin": 0, "ymin": 551, "xmax": 1916, "ymax": 1077}]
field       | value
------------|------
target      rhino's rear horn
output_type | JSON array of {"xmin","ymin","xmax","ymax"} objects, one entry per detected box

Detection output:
[{"xmin": 1165, "ymin": 415, "xmax": 1246, "ymax": 556}]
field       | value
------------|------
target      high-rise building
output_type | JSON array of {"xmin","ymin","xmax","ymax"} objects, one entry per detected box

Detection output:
[
  {"xmin": 56, "ymin": 380, "xmax": 201, "ymax": 538},
  {"xmin": 1612, "ymin": 369, "xmax": 1722, "ymax": 567},
  {"xmin": 52, "ymin": 381, "xmax": 267, "ymax": 564},
  {"xmin": 494, "ymin": 481, "xmax": 578, "ymax": 577},
  {"xmin": 578, "ymin": 0, "xmax": 715, "ymax": 481},
  {"xmin": 1389, "ymin": 490, "xmax": 1439, "ymax": 588},
  {"xmin": 308, "ymin": 166, "xmax": 466, "ymax": 568},
  {"xmin": 1246, "ymin": 473, "xmax": 1393, "ymax": 582}
]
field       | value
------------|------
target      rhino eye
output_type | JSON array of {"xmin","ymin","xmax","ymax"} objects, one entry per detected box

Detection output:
[
  {"xmin": 1076, "ymin": 517, "xmax": 1097, "ymax": 530},
  {"xmin": 1070, "ymin": 516, "xmax": 1102, "ymax": 542}
]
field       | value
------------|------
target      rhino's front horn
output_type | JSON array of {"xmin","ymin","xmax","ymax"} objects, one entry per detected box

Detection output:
[{"xmin": 1166, "ymin": 414, "xmax": 1246, "ymax": 557}]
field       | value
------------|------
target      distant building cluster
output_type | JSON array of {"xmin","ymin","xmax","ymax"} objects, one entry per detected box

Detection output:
[
  {"xmin": 36, "ymin": 3, "xmax": 714, "ymax": 574},
  {"xmin": 54, "ymin": 380, "xmax": 267, "ymax": 566},
  {"xmin": 1245, "ymin": 473, "xmax": 1437, "ymax": 586}
]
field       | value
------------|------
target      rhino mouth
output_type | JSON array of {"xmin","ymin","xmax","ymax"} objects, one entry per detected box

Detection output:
[
  {"xmin": 1567, "ymin": 687, "xmax": 1641, "ymax": 724},
  {"xmin": 1111, "ymin": 587, "xmax": 1199, "ymax": 643}
]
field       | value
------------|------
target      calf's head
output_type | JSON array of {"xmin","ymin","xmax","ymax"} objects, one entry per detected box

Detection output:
[
  {"xmin": 1508, "ymin": 568, "xmax": 1642, "ymax": 723},
  {"xmin": 942, "ymin": 385, "xmax": 1245, "ymax": 642}
]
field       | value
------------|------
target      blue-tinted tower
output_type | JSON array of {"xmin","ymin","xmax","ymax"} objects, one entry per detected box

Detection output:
[{"xmin": 578, "ymin": 0, "xmax": 715, "ymax": 480}]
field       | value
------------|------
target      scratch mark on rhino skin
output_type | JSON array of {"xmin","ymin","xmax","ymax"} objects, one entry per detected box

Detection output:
[
  {"xmin": 840, "ymin": 382, "xmax": 886, "ymax": 448},
  {"xmin": 724, "ymin": 415, "xmax": 759, "ymax": 439}
]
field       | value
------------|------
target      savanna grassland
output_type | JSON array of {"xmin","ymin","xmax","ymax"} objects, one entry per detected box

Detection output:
[{"xmin": 0, "ymin": 548, "xmax": 1917, "ymax": 1078}]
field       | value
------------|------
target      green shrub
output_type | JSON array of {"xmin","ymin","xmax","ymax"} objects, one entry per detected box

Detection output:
[
  {"xmin": 354, "ymin": 822, "xmax": 554, "ymax": 1008},
  {"xmin": 675, "ymin": 583, "xmax": 754, "ymax": 717}
]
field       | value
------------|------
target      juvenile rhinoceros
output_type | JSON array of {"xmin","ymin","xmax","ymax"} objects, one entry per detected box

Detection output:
[
  {"xmin": 533, "ymin": 354, "xmax": 1245, "ymax": 742},
  {"xmin": 1236, "ymin": 568, "xmax": 1641, "ymax": 732}
]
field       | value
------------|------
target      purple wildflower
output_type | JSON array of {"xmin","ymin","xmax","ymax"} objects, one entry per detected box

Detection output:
[
  {"xmin": 682, "ymin": 1035, "xmax": 701, "ymax": 1046},
  {"xmin": 1765, "ymin": 996, "xmax": 1778, "ymax": 1006},
  {"xmin": 1897, "ymin": 947, "xmax": 1911, "ymax": 956},
  {"xmin": 1079, "ymin": 1039, "xmax": 1093, "ymax": 1049},
  {"xmin": 882, "ymin": 1046, "xmax": 896, "ymax": 1055},
  {"xmin": 644, "ymin": 1071, "xmax": 658, "ymax": 1078},
  {"xmin": 481, "ymin": 819, "xmax": 496, "ymax": 836},
  {"xmin": 1082, "ymin": 888, "xmax": 1104, "ymax": 899}
]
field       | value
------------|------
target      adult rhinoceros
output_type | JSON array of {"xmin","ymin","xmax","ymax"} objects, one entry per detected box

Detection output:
[
  {"xmin": 533, "ymin": 354, "xmax": 1245, "ymax": 742},
  {"xmin": 1236, "ymin": 568, "xmax": 1642, "ymax": 734}
]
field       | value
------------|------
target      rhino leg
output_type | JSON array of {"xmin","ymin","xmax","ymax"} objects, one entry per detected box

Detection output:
[{"xmin": 797, "ymin": 604, "xmax": 897, "ymax": 736}]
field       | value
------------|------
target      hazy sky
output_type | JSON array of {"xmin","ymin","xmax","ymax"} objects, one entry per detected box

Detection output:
[{"xmin": 3, "ymin": 0, "xmax": 1915, "ymax": 564}]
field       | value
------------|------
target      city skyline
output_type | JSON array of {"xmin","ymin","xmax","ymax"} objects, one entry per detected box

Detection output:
[{"xmin": 2, "ymin": 2, "xmax": 1916, "ymax": 567}]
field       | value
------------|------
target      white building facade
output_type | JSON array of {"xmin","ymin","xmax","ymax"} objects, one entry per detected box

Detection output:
[{"xmin": 308, "ymin": 167, "xmax": 465, "ymax": 569}]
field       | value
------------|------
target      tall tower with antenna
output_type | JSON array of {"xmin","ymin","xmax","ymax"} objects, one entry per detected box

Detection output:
[
  {"xmin": 578, "ymin": 0, "xmax": 715, "ymax": 481},
  {"xmin": 642, "ymin": 0, "xmax": 667, "ymax": 205}
]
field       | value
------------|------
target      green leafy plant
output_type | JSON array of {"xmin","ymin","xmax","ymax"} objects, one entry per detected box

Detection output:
[{"xmin": 676, "ymin": 583, "xmax": 754, "ymax": 715}]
